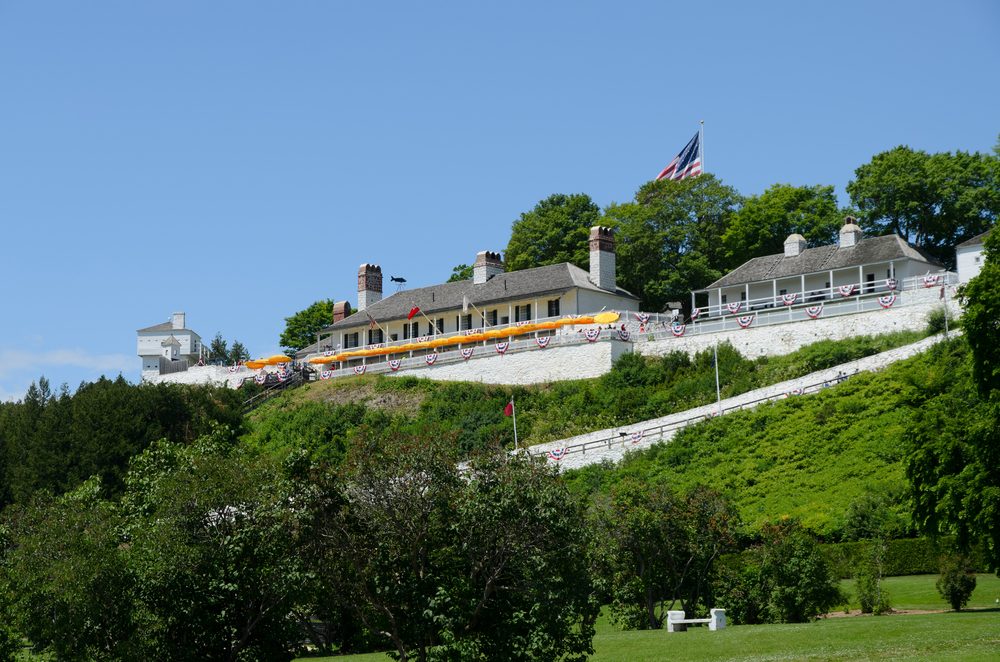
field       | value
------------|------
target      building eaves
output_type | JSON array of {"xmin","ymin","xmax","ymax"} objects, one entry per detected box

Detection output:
[{"xmin": 956, "ymin": 228, "xmax": 993, "ymax": 248}]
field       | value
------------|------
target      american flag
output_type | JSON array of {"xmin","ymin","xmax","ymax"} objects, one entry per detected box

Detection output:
[
  {"xmin": 366, "ymin": 311, "xmax": 378, "ymax": 330},
  {"xmin": 656, "ymin": 131, "xmax": 702, "ymax": 181}
]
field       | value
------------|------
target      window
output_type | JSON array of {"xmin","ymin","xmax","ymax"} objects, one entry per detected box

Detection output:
[
  {"xmin": 345, "ymin": 333, "xmax": 359, "ymax": 349},
  {"xmin": 515, "ymin": 304, "xmax": 532, "ymax": 322},
  {"xmin": 487, "ymin": 310, "xmax": 498, "ymax": 326},
  {"xmin": 460, "ymin": 314, "xmax": 472, "ymax": 330},
  {"xmin": 865, "ymin": 273, "xmax": 875, "ymax": 292},
  {"xmin": 779, "ymin": 289, "xmax": 787, "ymax": 296},
  {"xmin": 975, "ymin": 256, "xmax": 981, "ymax": 264},
  {"xmin": 390, "ymin": 333, "xmax": 398, "ymax": 342},
  {"xmin": 402, "ymin": 324, "xmax": 410, "ymax": 340},
  {"xmin": 721, "ymin": 294, "xmax": 728, "ymax": 304},
  {"xmin": 411, "ymin": 322, "xmax": 419, "ymax": 338},
  {"xmin": 500, "ymin": 316, "xmax": 509, "ymax": 325},
  {"xmin": 368, "ymin": 329, "xmax": 384, "ymax": 345},
  {"xmin": 547, "ymin": 299, "xmax": 560, "ymax": 317},
  {"xmin": 436, "ymin": 318, "xmax": 445, "ymax": 334},
  {"xmin": 739, "ymin": 292, "xmax": 746, "ymax": 301}
]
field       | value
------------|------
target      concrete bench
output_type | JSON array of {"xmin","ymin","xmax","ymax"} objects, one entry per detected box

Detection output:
[{"xmin": 666, "ymin": 608, "xmax": 726, "ymax": 632}]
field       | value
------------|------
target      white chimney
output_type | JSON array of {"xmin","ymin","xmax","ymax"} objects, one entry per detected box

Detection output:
[
  {"xmin": 784, "ymin": 234, "xmax": 807, "ymax": 257},
  {"xmin": 839, "ymin": 216, "xmax": 863, "ymax": 248},
  {"xmin": 589, "ymin": 226, "xmax": 616, "ymax": 291},
  {"xmin": 171, "ymin": 312, "xmax": 185, "ymax": 330},
  {"xmin": 357, "ymin": 264, "xmax": 383, "ymax": 311},
  {"xmin": 473, "ymin": 251, "xmax": 504, "ymax": 285}
]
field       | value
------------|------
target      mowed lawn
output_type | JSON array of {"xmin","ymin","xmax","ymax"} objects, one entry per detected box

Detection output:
[{"xmin": 303, "ymin": 575, "xmax": 1000, "ymax": 662}]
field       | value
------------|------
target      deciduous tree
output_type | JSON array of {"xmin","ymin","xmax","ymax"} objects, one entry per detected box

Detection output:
[
  {"xmin": 504, "ymin": 193, "xmax": 601, "ymax": 271},
  {"xmin": 280, "ymin": 300, "xmax": 336, "ymax": 353}
]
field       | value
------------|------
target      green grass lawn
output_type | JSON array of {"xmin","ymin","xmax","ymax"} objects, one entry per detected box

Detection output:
[{"xmin": 303, "ymin": 574, "xmax": 1000, "ymax": 661}]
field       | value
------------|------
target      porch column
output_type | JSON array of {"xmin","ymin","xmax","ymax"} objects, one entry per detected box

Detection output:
[
  {"xmin": 716, "ymin": 288, "xmax": 722, "ymax": 316},
  {"xmin": 744, "ymin": 283, "xmax": 750, "ymax": 308},
  {"xmin": 800, "ymin": 274, "xmax": 805, "ymax": 299},
  {"xmin": 772, "ymin": 279, "xmax": 777, "ymax": 306},
  {"xmin": 858, "ymin": 265, "xmax": 863, "ymax": 291},
  {"xmin": 828, "ymin": 270, "xmax": 834, "ymax": 298},
  {"xmin": 690, "ymin": 291, "xmax": 695, "ymax": 314}
]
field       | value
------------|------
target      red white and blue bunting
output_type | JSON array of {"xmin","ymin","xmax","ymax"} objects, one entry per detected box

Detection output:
[
  {"xmin": 277, "ymin": 369, "xmax": 290, "ymax": 382},
  {"xmin": 464, "ymin": 328, "xmax": 478, "ymax": 335},
  {"xmin": 922, "ymin": 274, "xmax": 940, "ymax": 288},
  {"xmin": 837, "ymin": 284, "xmax": 857, "ymax": 297},
  {"xmin": 781, "ymin": 293, "xmax": 798, "ymax": 306},
  {"xmin": 690, "ymin": 307, "xmax": 701, "ymax": 320},
  {"xmin": 547, "ymin": 446, "xmax": 568, "ymax": 461},
  {"xmin": 535, "ymin": 336, "xmax": 551, "ymax": 349},
  {"xmin": 630, "ymin": 430, "xmax": 644, "ymax": 445},
  {"xmin": 254, "ymin": 372, "xmax": 267, "ymax": 384},
  {"xmin": 228, "ymin": 364, "xmax": 240, "ymax": 373},
  {"xmin": 461, "ymin": 348, "xmax": 475, "ymax": 360},
  {"xmin": 496, "ymin": 341, "xmax": 510, "ymax": 355},
  {"xmin": 425, "ymin": 353, "xmax": 438, "ymax": 366},
  {"xmin": 388, "ymin": 359, "xmax": 402, "ymax": 371},
  {"xmin": 670, "ymin": 323, "xmax": 686, "ymax": 337},
  {"xmin": 805, "ymin": 303, "xmax": 824, "ymax": 319},
  {"xmin": 786, "ymin": 387, "xmax": 804, "ymax": 397},
  {"xmin": 323, "ymin": 350, "xmax": 333, "ymax": 357},
  {"xmin": 878, "ymin": 294, "xmax": 896, "ymax": 309},
  {"xmin": 320, "ymin": 370, "xmax": 333, "ymax": 380},
  {"xmin": 353, "ymin": 365, "xmax": 366, "ymax": 376},
  {"xmin": 736, "ymin": 314, "xmax": 755, "ymax": 329},
  {"xmin": 584, "ymin": 328, "xmax": 601, "ymax": 342},
  {"xmin": 617, "ymin": 329, "xmax": 630, "ymax": 341},
  {"xmin": 726, "ymin": 302, "xmax": 742, "ymax": 314},
  {"xmin": 886, "ymin": 278, "xmax": 898, "ymax": 290},
  {"xmin": 234, "ymin": 378, "xmax": 245, "ymax": 388},
  {"xmin": 633, "ymin": 312, "xmax": 650, "ymax": 324}
]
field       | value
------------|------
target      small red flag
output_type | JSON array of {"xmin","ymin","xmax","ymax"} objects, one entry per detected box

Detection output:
[
  {"xmin": 408, "ymin": 306, "xmax": 420, "ymax": 320},
  {"xmin": 503, "ymin": 401, "xmax": 514, "ymax": 417}
]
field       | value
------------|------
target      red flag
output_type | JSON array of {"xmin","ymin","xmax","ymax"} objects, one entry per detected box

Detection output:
[
  {"xmin": 408, "ymin": 306, "xmax": 420, "ymax": 320},
  {"xmin": 503, "ymin": 400, "xmax": 514, "ymax": 417}
]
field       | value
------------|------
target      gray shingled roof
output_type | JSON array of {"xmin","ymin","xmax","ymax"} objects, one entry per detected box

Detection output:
[
  {"xmin": 956, "ymin": 228, "xmax": 992, "ymax": 248},
  {"xmin": 137, "ymin": 321, "xmax": 174, "ymax": 333},
  {"xmin": 705, "ymin": 234, "xmax": 942, "ymax": 289},
  {"xmin": 323, "ymin": 262, "xmax": 636, "ymax": 333}
]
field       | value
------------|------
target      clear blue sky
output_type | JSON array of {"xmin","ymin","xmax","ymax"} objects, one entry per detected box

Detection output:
[{"xmin": 1, "ymin": 1, "xmax": 997, "ymax": 400}]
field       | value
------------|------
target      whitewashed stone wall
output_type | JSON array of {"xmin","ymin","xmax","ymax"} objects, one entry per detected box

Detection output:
[
  {"xmin": 388, "ymin": 339, "xmax": 630, "ymax": 386},
  {"xmin": 639, "ymin": 287, "xmax": 960, "ymax": 361},
  {"xmin": 144, "ymin": 364, "xmax": 251, "ymax": 388}
]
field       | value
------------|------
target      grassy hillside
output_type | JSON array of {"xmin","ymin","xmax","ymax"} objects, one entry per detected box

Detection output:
[
  {"xmin": 245, "ymin": 330, "xmax": 925, "ymax": 462},
  {"xmin": 563, "ymin": 336, "xmax": 971, "ymax": 538}
]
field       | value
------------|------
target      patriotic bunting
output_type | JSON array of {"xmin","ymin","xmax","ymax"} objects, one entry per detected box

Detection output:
[
  {"xmin": 726, "ymin": 302, "xmax": 742, "ymax": 314},
  {"xmin": 535, "ymin": 336, "xmax": 551, "ymax": 349},
  {"xmin": 320, "ymin": 370, "xmax": 333, "ymax": 380},
  {"xmin": 547, "ymin": 446, "xmax": 568, "ymax": 461},
  {"xmin": 670, "ymin": 323, "xmax": 686, "ymax": 337},
  {"xmin": 323, "ymin": 350, "xmax": 333, "ymax": 357},
  {"xmin": 353, "ymin": 365, "xmax": 366, "ymax": 375},
  {"xmin": 584, "ymin": 328, "xmax": 601, "ymax": 342},
  {"xmin": 277, "ymin": 369, "xmax": 290, "ymax": 382},
  {"xmin": 388, "ymin": 359, "xmax": 402, "ymax": 371},
  {"xmin": 634, "ymin": 312, "xmax": 650, "ymax": 324},
  {"xmin": 630, "ymin": 430, "xmax": 644, "ymax": 445},
  {"xmin": 461, "ymin": 348, "xmax": 475, "ymax": 360},
  {"xmin": 837, "ymin": 284, "xmax": 857, "ymax": 297},
  {"xmin": 781, "ymin": 293, "xmax": 798, "ymax": 306},
  {"xmin": 922, "ymin": 274, "xmax": 940, "ymax": 287},
  {"xmin": 617, "ymin": 329, "xmax": 630, "ymax": 341},
  {"xmin": 254, "ymin": 372, "xmax": 267, "ymax": 384},
  {"xmin": 463, "ymin": 328, "xmax": 478, "ymax": 335},
  {"xmin": 886, "ymin": 278, "xmax": 898, "ymax": 290},
  {"xmin": 736, "ymin": 314, "xmax": 755, "ymax": 329},
  {"xmin": 786, "ymin": 387, "xmax": 804, "ymax": 397},
  {"xmin": 228, "ymin": 364, "xmax": 239, "ymax": 373},
  {"xmin": 234, "ymin": 378, "xmax": 245, "ymax": 388},
  {"xmin": 495, "ymin": 341, "xmax": 509, "ymax": 355},
  {"xmin": 516, "ymin": 320, "xmax": 531, "ymax": 326},
  {"xmin": 878, "ymin": 294, "xmax": 896, "ymax": 309},
  {"xmin": 805, "ymin": 303, "xmax": 824, "ymax": 319},
  {"xmin": 690, "ymin": 307, "xmax": 701, "ymax": 320},
  {"xmin": 425, "ymin": 353, "xmax": 438, "ymax": 366}
]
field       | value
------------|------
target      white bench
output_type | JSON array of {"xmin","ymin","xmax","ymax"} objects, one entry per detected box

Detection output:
[{"xmin": 666, "ymin": 608, "xmax": 726, "ymax": 632}]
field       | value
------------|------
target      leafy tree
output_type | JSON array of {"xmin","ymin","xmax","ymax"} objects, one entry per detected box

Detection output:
[
  {"xmin": 446, "ymin": 263, "xmax": 473, "ymax": 282},
  {"xmin": 326, "ymin": 430, "xmax": 597, "ymax": 661},
  {"xmin": 280, "ymin": 300, "xmax": 336, "ymax": 353},
  {"xmin": 855, "ymin": 539, "xmax": 891, "ymax": 615},
  {"xmin": 959, "ymin": 228, "xmax": 1000, "ymax": 395},
  {"xmin": 228, "ymin": 340, "xmax": 250, "ymax": 364},
  {"xmin": 936, "ymin": 555, "xmax": 977, "ymax": 611},
  {"xmin": 607, "ymin": 174, "xmax": 742, "ymax": 312},
  {"xmin": 594, "ymin": 480, "xmax": 737, "ymax": 629},
  {"xmin": 714, "ymin": 520, "xmax": 843, "ymax": 624},
  {"xmin": 722, "ymin": 184, "xmax": 843, "ymax": 268},
  {"xmin": 504, "ymin": 193, "xmax": 601, "ymax": 271},
  {"xmin": 209, "ymin": 332, "xmax": 229, "ymax": 362},
  {"xmin": 847, "ymin": 146, "xmax": 999, "ymax": 267}
]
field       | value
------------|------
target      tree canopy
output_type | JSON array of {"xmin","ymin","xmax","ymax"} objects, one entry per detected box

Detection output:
[
  {"xmin": 280, "ymin": 299, "xmax": 336, "ymax": 353},
  {"xmin": 504, "ymin": 193, "xmax": 601, "ymax": 272},
  {"xmin": 446, "ymin": 263, "xmax": 473, "ymax": 282},
  {"xmin": 847, "ymin": 146, "xmax": 1000, "ymax": 268}
]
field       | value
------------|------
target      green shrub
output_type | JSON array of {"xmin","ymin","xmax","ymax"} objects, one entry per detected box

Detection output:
[
  {"xmin": 855, "ymin": 541, "xmax": 891, "ymax": 615},
  {"xmin": 937, "ymin": 555, "xmax": 977, "ymax": 611},
  {"xmin": 820, "ymin": 536, "xmax": 991, "ymax": 579},
  {"xmin": 925, "ymin": 307, "xmax": 949, "ymax": 335}
]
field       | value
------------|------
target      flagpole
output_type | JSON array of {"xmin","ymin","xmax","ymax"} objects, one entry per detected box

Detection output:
[
  {"xmin": 511, "ymin": 396, "xmax": 519, "ymax": 450},
  {"xmin": 700, "ymin": 119, "xmax": 705, "ymax": 174}
]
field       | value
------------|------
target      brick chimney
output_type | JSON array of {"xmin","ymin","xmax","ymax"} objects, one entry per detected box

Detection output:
[
  {"xmin": 588, "ymin": 226, "xmax": 616, "ymax": 291},
  {"xmin": 332, "ymin": 300, "xmax": 351, "ymax": 323},
  {"xmin": 839, "ymin": 216, "xmax": 863, "ymax": 248},
  {"xmin": 784, "ymin": 234, "xmax": 807, "ymax": 257},
  {"xmin": 357, "ymin": 264, "xmax": 382, "ymax": 311},
  {"xmin": 473, "ymin": 251, "xmax": 504, "ymax": 285}
]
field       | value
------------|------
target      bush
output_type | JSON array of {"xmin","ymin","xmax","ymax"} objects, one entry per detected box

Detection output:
[
  {"xmin": 820, "ymin": 536, "xmax": 991, "ymax": 579},
  {"xmin": 855, "ymin": 541, "xmax": 891, "ymax": 615},
  {"xmin": 925, "ymin": 307, "xmax": 949, "ymax": 335},
  {"xmin": 937, "ymin": 555, "xmax": 977, "ymax": 611}
]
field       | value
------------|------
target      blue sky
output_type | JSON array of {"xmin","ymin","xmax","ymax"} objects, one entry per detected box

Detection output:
[{"xmin": 1, "ymin": 1, "xmax": 997, "ymax": 400}]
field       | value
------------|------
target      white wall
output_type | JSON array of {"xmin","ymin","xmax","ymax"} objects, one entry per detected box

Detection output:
[{"xmin": 957, "ymin": 244, "xmax": 985, "ymax": 283}]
